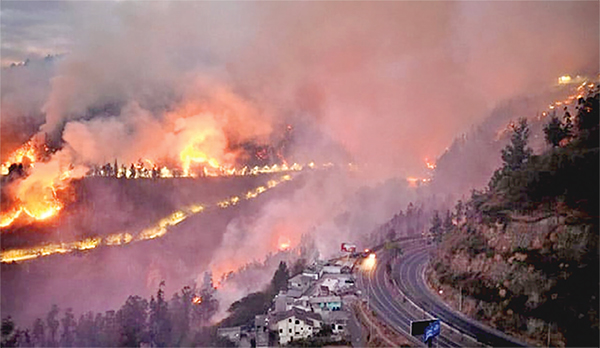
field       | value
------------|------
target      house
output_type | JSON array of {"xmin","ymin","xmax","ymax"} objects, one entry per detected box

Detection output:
[
  {"xmin": 287, "ymin": 274, "xmax": 314, "ymax": 293},
  {"xmin": 320, "ymin": 278, "xmax": 339, "ymax": 294},
  {"xmin": 321, "ymin": 310, "xmax": 351, "ymax": 336},
  {"xmin": 286, "ymin": 289, "xmax": 303, "ymax": 298},
  {"xmin": 271, "ymin": 308, "xmax": 322, "ymax": 345},
  {"xmin": 290, "ymin": 296, "xmax": 311, "ymax": 312},
  {"xmin": 254, "ymin": 315, "xmax": 269, "ymax": 347},
  {"xmin": 217, "ymin": 326, "xmax": 241, "ymax": 345},
  {"xmin": 309, "ymin": 296, "xmax": 342, "ymax": 313},
  {"xmin": 320, "ymin": 265, "xmax": 342, "ymax": 277},
  {"xmin": 302, "ymin": 269, "xmax": 319, "ymax": 280},
  {"xmin": 274, "ymin": 291, "xmax": 288, "ymax": 313}
]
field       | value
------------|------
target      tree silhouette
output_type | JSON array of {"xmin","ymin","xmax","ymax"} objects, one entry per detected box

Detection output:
[
  {"xmin": 149, "ymin": 282, "xmax": 171, "ymax": 347},
  {"xmin": 117, "ymin": 295, "xmax": 148, "ymax": 347},
  {"xmin": 59, "ymin": 308, "xmax": 76, "ymax": 347},
  {"xmin": 429, "ymin": 211, "xmax": 443, "ymax": 243},
  {"xmin": 501, "ymin": 118, "xmax": 532, "ymax": 171},
  {"xmin": 45, "ymin": 305, "xmax": 59, "ymax": 347},
  {"xmin": 32, "ymin": 318, "xmax": 45, "ymax": 347},
  {"xmin": 269, "ymin": 261, "xmax": 290, "ymax": 295},
  {"xmin": 543, "ymin": 116, "xmax": 567, "ymax": 147}
]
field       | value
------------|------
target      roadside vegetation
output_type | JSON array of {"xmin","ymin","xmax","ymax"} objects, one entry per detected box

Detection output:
[
  {"xmin": 430, "ymin": 90, "xmax": 599, "ymax": 347},
  {"xmin": 0, "ymin": 259, "xmax": 307, "ymax": 347}
]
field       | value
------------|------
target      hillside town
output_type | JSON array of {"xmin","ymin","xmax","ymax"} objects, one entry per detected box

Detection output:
[{"xmin": 217, "ymin": 256, "xmax": 361, "ymax": 347}]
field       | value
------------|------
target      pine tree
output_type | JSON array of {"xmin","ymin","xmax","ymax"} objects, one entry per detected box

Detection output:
[
  {"xmin": 45, "ymin": 305, "xmax": 59, "ymax": 347},
  {"xmin": 32, "ymin": 318, "xmax": 45, "ymax": 347},
  {"xmin": 501, "ymin": 118, "xmax": 532, "ymax": 171},
  {"xmin": 543, "ymin": 116, "xmax": 566, "ymax": 147},
  {"xmin": 117, "ymin": 295, "xmax": 149, "ymax": 347},
  {"xmin": 59, "ymin": 308, "xmax": 76, "ymax": 347},
  {"xmin": 443, "ymin": 210, "xmax": 453, "ymax": 235},
  {"xmin": 429, "ymin": 211, "xmax": 443, "ymax": 243},
  {"xmin": 269, "ymin": 261, "xmax": 290, "ymax": 295},
  {"xmin": 149, "ymin": 282, "xmax": 171, "ymax": 347}
]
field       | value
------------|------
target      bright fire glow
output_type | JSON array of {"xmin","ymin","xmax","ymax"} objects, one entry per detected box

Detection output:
[
  {"xmin": 1, "ymin": 161, "xmax": 312, "ymax": 229},
  {"xmin": 192, "ymin": 296, "xmax": 203, "ymax": 305},
  {"xmin": 180, "ymin": 143, "xmax": 221, "ymax": 177},
  {"xmin": 425, "ymin": 158, "xmax": 436, "ymax": 170},
  {"xmin": 1, "ymin": 140, "xmax": 40, "ymax": 174},
  {"xmin": 1, "ymin": 174, "xmax": 295, "ymax": 263},
  {"xmin": 278, "ymin": 236, "xmax": 291, "ymax": 251}
]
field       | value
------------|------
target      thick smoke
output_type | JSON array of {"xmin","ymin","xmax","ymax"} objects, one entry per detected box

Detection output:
[
  {"xmin": 1, "ymin": 1, "xmax": 598, "ymax": 325},
  {"xmin": 4, "ymin": 1, "xmax": 597, "ymax": 175}
]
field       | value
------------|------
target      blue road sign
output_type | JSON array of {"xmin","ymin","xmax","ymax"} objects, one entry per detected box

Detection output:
[{"xmin": 424, "ymin": 320, "xmax": 440, "ymax": 342}]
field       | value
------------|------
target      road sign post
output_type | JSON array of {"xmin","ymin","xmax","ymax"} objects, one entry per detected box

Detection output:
[
  {"xmin": 424, "ymin": 319, "xmax": 440, "ymax": 342},
  {"xmin": 411, "ymin": 319, "xmax": 440, "ymax": 346}
]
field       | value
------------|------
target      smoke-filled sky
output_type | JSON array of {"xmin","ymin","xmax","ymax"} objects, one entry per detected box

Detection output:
[
  {"xmin": 2, "ymin": 1, "xmax": 597, "ymax": 178},
  {"xmin": 1, "ymin": 1, "xmax": 599, "ymax": 324}
]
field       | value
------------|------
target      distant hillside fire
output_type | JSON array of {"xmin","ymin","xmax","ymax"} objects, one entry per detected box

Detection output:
[{"xmin": 0, "ymin": 96, "xmax": 298, "ymax": 229}]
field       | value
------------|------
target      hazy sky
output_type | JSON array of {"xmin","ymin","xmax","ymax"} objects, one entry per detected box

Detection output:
[{"xmin": 1, "ymin": 1, "xmax": 598, "ymax": 177}]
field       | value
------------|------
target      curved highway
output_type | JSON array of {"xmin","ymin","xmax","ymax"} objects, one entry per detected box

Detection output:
[{"xmin": 357, "ymin": 239, "xmax": 527, "ymax": 347}]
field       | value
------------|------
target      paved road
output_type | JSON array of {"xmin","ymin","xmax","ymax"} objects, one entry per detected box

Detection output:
[
  {"xmin": 357, "ymin": 239, "xmax": 527, "ymax": 347},
  {"xmin": 391, "ymin": 246, "xmax": 526, "ymax": 347},
  {"xmin": 357, "ymin": 240, "xmax": 469, "ymax": 347}
]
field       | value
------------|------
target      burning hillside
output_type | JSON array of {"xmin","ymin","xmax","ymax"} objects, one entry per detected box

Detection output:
[{"xmin": 1, "ymin": 0, "xmax": 598, "ymax": 332}]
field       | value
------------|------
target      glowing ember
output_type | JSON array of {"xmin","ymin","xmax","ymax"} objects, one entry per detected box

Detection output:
[
  {"xmin": 425, "ymin": 158, "xmax": 436, "ymax": 170},
  {"xmin": 192, "ymin": 296, "xmax": 203, "ymax": 305}
]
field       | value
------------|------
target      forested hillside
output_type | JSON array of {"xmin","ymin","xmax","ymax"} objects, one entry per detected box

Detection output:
[{"xmin": 430, "ymin": 89, "xmax": 599, "ymax": 347}]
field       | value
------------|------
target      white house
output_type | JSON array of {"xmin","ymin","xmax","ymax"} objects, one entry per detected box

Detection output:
[{"xmin": 271, "ymin": 308, "xmax": 322, "ymax": 345}]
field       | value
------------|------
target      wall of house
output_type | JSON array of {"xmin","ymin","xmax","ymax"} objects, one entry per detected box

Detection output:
[{"xmin": 276, "ymin": 316, "xmax": 319, "ymax": 345}]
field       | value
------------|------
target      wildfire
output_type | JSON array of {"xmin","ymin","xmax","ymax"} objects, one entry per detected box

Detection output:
[
  {"xmin": 180, "ymin": 143, "xmax": 221, "ymax": 177},
  {"xmin": 425, "ymin": 158, "xmax": 436, "ymax": 170},
  {"xmin": 278, "ymin": 236, "xmax": 291, "ymax": 251},
  {"xmin": 406, "ymin": 176, "xmax": 430, "ymax": 187},
  {"xmin": 1, "ymin": 140, "xmax": 41, "ymax": 175},
  {"xmin": 1, "ymin": 173, "xmax": 296, "ymax": 263},
  {"xmin": 0, "ymin": 209, "xmax": 24, "ymax": 228},
  {"xmin": 192, "ymin": 296, "xmax": 203, "ymax": 305}
]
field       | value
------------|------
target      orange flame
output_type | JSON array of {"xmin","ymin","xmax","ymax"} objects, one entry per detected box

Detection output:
[
  {"xmin": 2, "ymin": 140, "xmax": 40, "ymax": 172},
  {"xmin": 424, "ymin": 158, "xmax": 436, "ymax": 170}
]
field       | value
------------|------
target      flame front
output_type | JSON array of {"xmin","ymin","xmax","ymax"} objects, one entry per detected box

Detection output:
[
  {"xmin": 1, "ymin": 173, "xmax": 296, "ymax": 263},
  {"xmin": 1, "ymin": 140, "xmax": 40, "ymax": 175}
]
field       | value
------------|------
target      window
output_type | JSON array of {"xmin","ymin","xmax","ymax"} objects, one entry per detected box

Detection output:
[
  {"xmin": 289, "ymin": 329, "xmax": 292, "ymax": 333},
  {"xmin": 279, "ymin": 329, "xmax": 283, "ymax": 333},
  {"xmin": 308, "ymin": 327, "xmax": 312, "ymax": 330},
  {"xmin": 295, "ymin": 320, "xmax": 300, "ymax": 325},
  {"xmin": 338, "ymin": 325, "xmax": 343, "ymax": 330},
  {"xmin": 289, "ymin": 318, "xmax": 292, "ymax": 323}
]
